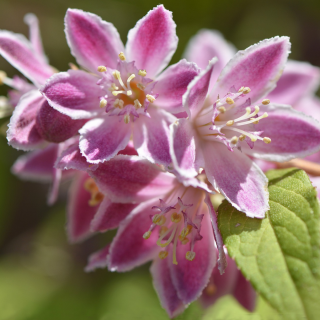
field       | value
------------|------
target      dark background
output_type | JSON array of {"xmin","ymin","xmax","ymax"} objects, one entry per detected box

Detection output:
[{"xmin": 0, "ymin": 0, "xmax": 319, "ymax": 319}]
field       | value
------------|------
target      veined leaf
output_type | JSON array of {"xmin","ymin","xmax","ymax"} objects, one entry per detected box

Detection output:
[{"xmin": 218, "ymin": 168, "xmax": 320, "ymax": 320}]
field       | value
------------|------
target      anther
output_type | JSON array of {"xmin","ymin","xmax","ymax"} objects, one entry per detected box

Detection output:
[
  {"xmin": 180, "ymin": 225, "xmax": 192, "ymax": 239},
  {"xmin": 238, "ymin": 86, "xmax": 244, "ymax": 93},
  {"xmin": 143, "ymin": 231, "xmax": 152, "ymax": 239},
  {"xmin": 97, "ymin": 66, "xmax": 107, "ymax": 72},
  {"xmin": 243, "ymin": 87, "xmax": 251, "ymax": 94},
  {"xmin": 159, "ymin": 226, "xmax": 168, "ymax": 236},
  {"xmin": 226, "ymin": 120, "xmax": 234, "ymax": 126},
  {"xmin": 230, "ymin": 136, "xmax": 238, "ymax": 144},
  {"xmin": 262, "ymin": 99, "xmax": 270, "ymax": 105},
  {"xmin": 179, "ymin": 237, "xmax": 189, "ymax": 245},
  {"xmin": 250, "ymin": 118, "xmax": 259, "ymax": 125},
  {"xmin": 88, "ymin": 192, "xmax": 104, "ymax": 206},
  {"xmin": 114, "ymin": 99, "xmax": 124, "ymax": 109},
  {"xmin": 112, "ymin": 91, "xmax": 124, "ymax": 96},
  {"xmin": 218, "ymin": 106, "xmax": 226, "ymax": 113},
  {"xmin": 226, "ymin": 97, "xmax": 234, "ymax": 105},
  {"xmin": 113, "ymin": 70, "xmax": 120, "ymax": 80},
  {"xmin": 134, "ymin": 99, "xmax": 142, "ymax": 109},
  {"xmin": 127, "ymin": 73, "xmax": 135, "ymax": 83},
  {"xmin": 100, "ymin": 98, "xmax": 107, "ymax": 108},
  {"xmin": 152, "ymin": 214, "xmax": 166, "ymax": 226},
  {"xmin": 124, "ymin": 114, "xmax": 130, "ymax": 124},
  {"xmin": 159, "ymin": 251, "xmax": 168, "ymax": 259},
  {"xmin": 126, "ymin": 90, "xmax": 132, "ymax": 96},
  {"xmin": 263, "ymin": 137, "xmax": 271, "ymax": 144},
  {"xmin": 0, "ymin": 71, "xmax": 7, "ymax": 85},
  {"xmin": 239, "ymin": 134, "xmax": 246, "ymax": 141},
  {"xmin": 171, "ymin": 212, "xmax": 182, "ymax": 223},
  {"xmin": 186, "ymin": 251, "xmax": 196, "ymax": 261},
  {"xmin": 110, "ymin": 83, "xmax": 119, "ymax": 91},
  {"xmin": 146, "ymin": 94, "xmax": 156, "ymax": 103},
  {"xmin": 138, "ymin": 69, "xmax": 147, "ymax": 77},
  {"xmin": 118, "ymin": 52, "xmax": 126, "ymax": 61}
]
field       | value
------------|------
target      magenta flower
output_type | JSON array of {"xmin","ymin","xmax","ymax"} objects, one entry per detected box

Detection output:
[
  {"xmin": 169, "ymin": 36, "xmax": 320, "ymax": 218},
  {"xmin": 54, "ymin": 143, "xmax": 228, "ymax": 317},
  {"xmin": 40, "ymin": 6, "xmax": 199, "ymax": 166}
]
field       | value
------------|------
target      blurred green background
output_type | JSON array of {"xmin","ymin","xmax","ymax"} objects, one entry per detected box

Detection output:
[{"xmin": 0, "ymin": 0, "xmax": 320, "ymax": 319}]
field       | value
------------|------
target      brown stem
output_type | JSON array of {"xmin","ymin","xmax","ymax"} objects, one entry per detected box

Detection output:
[{"xmin": 275, "ymin": 159, "xmax": 320, "ymax": 177}]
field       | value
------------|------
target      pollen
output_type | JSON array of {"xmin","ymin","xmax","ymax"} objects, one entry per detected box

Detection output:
[
  {"xmin": 171, "ymin": 212, "xmax": 182, "ymax": 223},
  {"xmin": 243, "ymin": 87, "xmax": 251, "ymax": 94},
  {"xmin": 114, "ymin": 99, "xmax": 124, "ymax": 109},
  {"xmin": 239, "ymin": 134, "xmax": 246, "ymax": 141},
  {"xmin": 0, "ymin": 71, "xmax": 7, "ymax": 85},
  {"xmin": 159, "ymin": 251, "xmax": 168, "ymax": 259},
  {"xmin": 124, "ymin": 114, "xmax": 130, "ymax": 124},
  {"xmin": 97, "ymin": 66, "xmax": 107, "ymax": 72},
  {"xmin": 218, "ymin": 106, "xmax": 226, "ymax": 113},
  {"xmin": 152, "ymin": 214, "xmax": 166, "ymax": 226},
  {"xmin": 180, "ymin": 225, "xmax": 192, "ymax": 239},
  {"xmin": 100, "ymin": 98, "xmax": 107, "ymax": 108},
  {"xmin": 143, "ymin": 231, "xmax": 152, "ymax": 239},
  {"xmin": 134, "ymin": 99, "xmax": 142, "ymax": 109},
  {"xmin": 226, "ymin": 120, "xmax": 234, "ymax": 126},
  {"xmin": 238, "ymin": 86, "xmax": 244, "ymax": 93},
  {"xmin": 262, "ymin": 99, "xmax": 270, "ymax": 105},
  {"xmin": 118, "ymin": 52, "xmax": 126, "ymax": 61},
  {"xmin": 263, "ymin": 137, "xmax": 271, "ymax": 144},
  {"xmin": 146, "ymin": 94, "xmax": 156, "ymax": 103},
  {"xmin": 226, "ymin": 97, "xmax": 234, "ymax": 105},
  {"xmin": 250, "ymin": 118, "xmax": 259, "ymax": 125},
  {"xmin": 186, "ymin": 251, "xmax": 196, "ymax": 261},
  {"xmin": 138, "ymin": 69, "xmax": 147, "ymax": 77},
  {"xmin": 230, "ymin": 136, "xmax": 238, "ymax": 144}
]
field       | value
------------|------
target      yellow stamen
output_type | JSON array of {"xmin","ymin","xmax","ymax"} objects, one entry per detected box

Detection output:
[
  {"xmin": 137, "ymin": 83, "xmax": 145, "ymax": 90},
  {"xmin": 239, "ymin": 134, "xmax": 246, "ymax": 141},
  {"xmin": 124, "ymin": 114, "xmax": 130, "ymax": 124},
  {"xmin": 186, "ymin": 251, "xmax": 196, "ymax": 261},
  {"xmin": 179, "ymin": 236, "xmax": 189, "ymax": 245},
  {"xmin": 250, "ymin": 118, "xmax": 259, "ymax": 125},
  {"xmin": 146, "ymin": 94, "xmax": 156, "ymax": 103},
  {"xmin": 88, "ymin": 192, "xmax": 104, "ymax": 206},
  {"xmin": 118, "ymin": 52, "xmax": 126, "ymax": 61},
  {"xmin": 226, "ymin": 120, "xmax": 234, "ymax": 126},
  {"xmin": 159, "ymin": 251, "xmax": 168, "ymax": 260},
  {"xmin": 180, "ymin": 225, "xmax": 192, "ymax": 239},
  {"xmin": 218, "ymin": 106, "xmax": 226, "ymax": 113},
  {"xmin": 230, "ymin": 136, "xmax": 238, "ymax": 144},
  {"xmin": 109, "ymin": 83, "xmax": 119, "ymax": 91},
  {"xmin": 206, "ymin": 283, "xmax": 217, "ymax": 296},
  {"xmin": 152, "ymin": 214, "xmax": 166, "ymax": 226},
  {"xmin": 100, "ymin": 98, "xmax": 107, "ymax": 108},
  {"xmin": 171, "ymin": 212, "xmax": 182, "ymax": 223},
  {"xmin": 159, "ymin": 226, "xmax": 168, "ymax": 237},
  {"xmin": 114, "ymin": 99, "xmax": 124, "ymax": 109},
  {"xmin": 263, "ymin": 137, "xmax": 271, "ymax": 144},
  {"xmin": 226, "ymin": 97, "xmax": 234, "ymax": 105},
  {"xmin": 172, "ymin": 230, "xmax": 179, "ymax": 265},
  {"xmin": 134, "ymin": 99, "xmax": 142, "ymax": 109},
  {"xmin": 112, "ymin": 90, "xmax": 125, "ymax": 96},
  {"xmin": 69, "ymin": 63, "xmax": 78, "ymax": 70},
  {"xmin": 238, "ymin": 86, "xmax": 244, "ymax": 93},
  {"xmin": 139, "ymin": 69, "xmax": 147, "ymax": 77},
  {"xmin": 0, "ymin": 71, "xmax": 7, "ymax": 85},
  {"xmin": 143, "ymin": 231, "xmax": 152, "ymax": 239},
  {"xmin": 243, "ymin": 87, "xmax": 251, "ymax": 94},
  {"xmin": 262, "ymin": 99, "xmax": 270, "ymax": 105},
  {"xmin": 97, "ymin": 66, "xmax": 107, "ymax": 72}
]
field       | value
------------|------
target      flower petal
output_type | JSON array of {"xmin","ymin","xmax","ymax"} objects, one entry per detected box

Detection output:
[
  {"xmin": 47, "ymin": 166, "xmax": 62, "ymax": 205},
  {"xmin": 295, "ymin": 95, "xmax": 320, "ymax": 122},
  {"xmin": 91, "ymin": 199, "xmax": 137, "ymax": 232},
  {"xmin": 211, "ymin": 37, "xmax": 291, "ymax": 104},
  {"xmin": 169, "ymin": 212, "xmax": 217, "ymax": 304},
  {"xmin": 150, "ymin": 257, "xmax": 185, "ymax": 318},
  {"xmin": 7, "ymin": 90, "xmax": 46, "ymax": 150},
  {"xmin": 79, "ymin": 116, "xmax": 131, "ymax": 164},
  {"xmin": 65, "ymin": 9, "xmax": 124, "ymax": 72},
  {"xmin": 0, "ymin": 30, "xmax": 53, "ymax": 86},
  {"xmin": 126, "ymin": 5, "xmax": 178, "ymax": 78},
  {"xmin": 40, "ymin": 70, "xmax": 104, "ymax": 119},
  {"xmin": 243, "ymin": 104, "xmax": 320, "ymax": 162},
  {"xmin": 183, "ymin": 59, "xmax": 216, "ymax": 119},
  {"xmin": 67, "ymin": 172, "xmax": 98, "ymax": 242},
  {"xmin": 155, "ymin": 59, "xmax": 200, "ymax": 113},
  {"xmin": 88, "ymin": 155, "xmax": 174, "ymax": 203},
  {"xmin": 203, "ymin": 142, "xmax": 269, "ymax": 218},
  {"xmin": 85, "ymin": 244, "xmax": 110, "ymax": 272},
  {"xmin": 268, "ymin": 60, "xmax": 320, "ymax": 105},
  {"xmin": 183, "ymin": 29, "xmax": 236, "ymax": 88},
  {"xmin": 12, "ymin": 144, "xmax": 59, "ymax": 181},
  {"xmin": 107, "ymin": 200, "xmax": 160, "ymax": 272},
  {"xmin": 133, "ymin": 109, "xmax": 176, "ymax": 167}
]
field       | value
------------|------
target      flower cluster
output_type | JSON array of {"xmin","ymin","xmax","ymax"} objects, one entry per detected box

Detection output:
[{"xmin": 1, "ymin": 5, "xmax": 320, "ymax": 318}]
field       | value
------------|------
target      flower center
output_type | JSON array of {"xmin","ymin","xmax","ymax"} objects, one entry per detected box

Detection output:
[
  {"xmin": 84, "ymin": 177, "xmax": 104, "ymax": 207},
  {"xmin": 97, "ymin": 52, "xmax": 157, "ymax": 124}
]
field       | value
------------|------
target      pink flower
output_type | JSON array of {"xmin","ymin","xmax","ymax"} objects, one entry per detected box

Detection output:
[
  {"xmin": 40, "ymin": 6, "xmax": 200, "ymax": 166},
  {"xmin": 170, "ymin": 36, "xmax": 320, "ymax": 218}
]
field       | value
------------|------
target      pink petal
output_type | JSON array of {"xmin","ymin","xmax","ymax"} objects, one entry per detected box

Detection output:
[
  {"xmin": 233, "ymin": 271, "xmax": 257, "ymax": 312},
  {"xmin": 107, "ymin": 201, "xmax": 160, "ymax": 272},
  {"xmin": 88, "ymin": 155, "xmax": 174, "ymax": 203},
  {"xmin": 0, "ymin": 30, "xmax": 53, "ymax": 86},
  {"xmin": 67, "ymin": 172, "xmax": 98, "ymax": 242},
  {"xmin": 36, "ymin": 100, "xmax": 87, "ymax": 143},
  {"xmin": 150, "ymin": 257, "xmax": 185, "ymax": 318},
  {"xmin": 183, "ymin": 29, "xmax": 236, "ymax": 88},
  {"xmin": 211, "ymin": 37, "xmax": 291, "ymax": 104},
  {"xmin": 155, "ymin": 59, "xmax": 200, "ymax": 113},
  {"xmin": 310, "ymin": 176, "xmax": 320, "ymax": 199},
  {"xmin": 169, "ymin": 212, "xmax": 217, "ymax": 304},
  {"xmin": 12, "ymin": 144, "xmax": 59, "ymax": 181},
  {"xmin": 295, "ymin": 95, "xmax": 320, "ymax": 122},
  {"xmin": 183, "ymin": 59, "xmax": 216, "ymax": 119},
  {"xmin": 24, "ymin": 13, "xmax": 47, "ymax": 63},
  {"xmin": 7, "ymin": 90, "xmax": 46, "ymax": 150},
  {"xmin": 65, "ymin": 9, "xmax": 124, "ymax": 73},
  {"xmin": 40, "ymin": 70, "xmax": 104, "ymax": 119},
  {"xmin": 79, "ymin": 116, "xmax": 131, "ymax": 164},
  {"xmin": 126, "ymin": 5, "xmax": 178, "ymax": 78},
  {"xmin": 85, "ymin": 244, "xmax": 110, "ymax": 272},
  {"xmin": 203, "ymin": 142, "xmax": 269, "ymax": 218},
  {"xmin": 268, "ymin": 60, "xmax": 320, "ymax": 105},
  {"xmin": 169, "ymin": 118, "xmax": 199, "ymax": 178},
  {"xmin": 133, "ymin": 109, "xmax": 176, "ymax": 167},
  {"xmin": 47, "ymin": 166, "xmax": 62, "ymax": 205},
  {"xmin": 91, "ymin": 198, "xmax": 137, "ymax": 232},
  {"xmin": 243, "ymin": 104, "xmax": 320, "ymax": 162}
]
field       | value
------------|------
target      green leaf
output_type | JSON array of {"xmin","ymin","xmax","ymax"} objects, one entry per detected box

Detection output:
[{"xmin": 217, "ymin": 168, "xmax": 320, "ymax": 320}]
